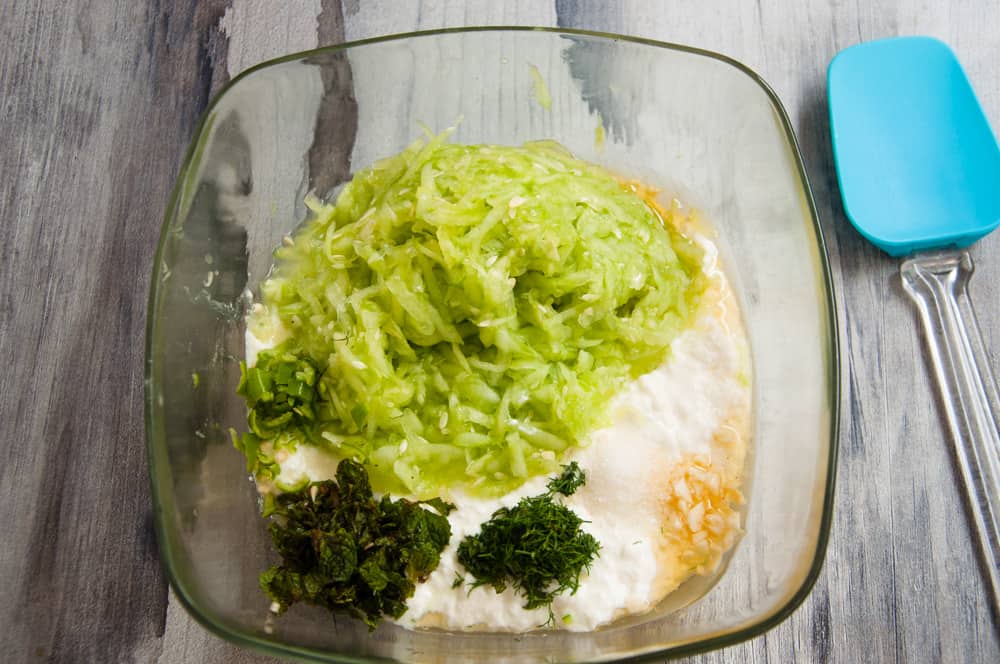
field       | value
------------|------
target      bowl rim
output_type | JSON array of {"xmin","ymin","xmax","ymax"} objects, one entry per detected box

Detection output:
[{"xmin": 145, "ymin": 24, "xmax": 840, "ymax": 664}]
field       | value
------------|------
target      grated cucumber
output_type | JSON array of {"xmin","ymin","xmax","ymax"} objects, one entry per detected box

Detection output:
[{"xmin": 244, "ymin": 133, "xmax": 704, "ymax": 497}]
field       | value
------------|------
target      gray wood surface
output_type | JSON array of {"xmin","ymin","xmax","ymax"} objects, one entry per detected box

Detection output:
[{"xmin": 2, "ymin": 0, "xmax": 999, "ymax": 662}]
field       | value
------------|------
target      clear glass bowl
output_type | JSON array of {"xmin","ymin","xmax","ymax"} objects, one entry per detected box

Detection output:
[{"xmin": 146, "ymin": 27, "xmax": 839, "ymax": 663}]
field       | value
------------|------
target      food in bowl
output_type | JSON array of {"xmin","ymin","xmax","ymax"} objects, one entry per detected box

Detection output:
[{"xmin": 233, "ymin": 132, "xmax": 751, "ymax": 632}]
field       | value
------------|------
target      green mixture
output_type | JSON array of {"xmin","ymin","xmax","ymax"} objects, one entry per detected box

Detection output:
[{"xmin": 240, "ymin": 134, "xmax": 704, "ymax": 499}]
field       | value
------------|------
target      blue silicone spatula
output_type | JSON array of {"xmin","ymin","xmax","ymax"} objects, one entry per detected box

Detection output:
[{"xmin": 829, "ymin": 36, "xmax": 1000, "ymax": 612}]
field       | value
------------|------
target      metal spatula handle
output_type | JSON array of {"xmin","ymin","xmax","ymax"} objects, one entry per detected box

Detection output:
[{"xmin": 901, "ymin": 250, "xmax": 1000, "ymax": 611}]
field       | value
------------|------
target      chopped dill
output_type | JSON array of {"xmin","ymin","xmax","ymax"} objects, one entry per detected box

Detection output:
[
  {"xmin": 456, "ymin": 463, "xmax": 600, "ymax": 623},
  {"xmin": 546, "ymin": 461, "xmax": 586, "ymax": 497}
]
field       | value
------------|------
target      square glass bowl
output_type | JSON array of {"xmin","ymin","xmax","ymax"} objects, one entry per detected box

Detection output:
[{"xmin": 146, "ymin": 27, "xmax": 838, "ymax": 663}]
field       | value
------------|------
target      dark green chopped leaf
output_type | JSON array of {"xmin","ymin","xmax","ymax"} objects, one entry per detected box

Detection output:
[
  {"xmin": 260, "ymin": 567, "xmax": 307, "ymax": 610},
  {"xmin": 456, "ymin": 463, "xmax": 601, "ymax": 623},
  {"xmin": 545, "ymin": 461, "xmax": 586, "ymax": 497},
  {"xmin": 359, "ymin": 549, "xmax": 392, "ymax": 592},
  {"xmin": 268, "ymin": 520, "xmax": 312, "ymax": 570},
  {"xmin": 260, "ymin": 460, "xmax": 452, "ymax": 630},
  {"xmin": 315, "ymin": 530, "xmax": 357, "ymax": 582},
  {"xmin": 421, "ymin": 497, "xmax": 457, "ymax": 517}
]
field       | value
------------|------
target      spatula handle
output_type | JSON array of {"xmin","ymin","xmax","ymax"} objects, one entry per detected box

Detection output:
[{"xmin": 901, "ymin": 250, "xmax": 1000, "ymax": 614}]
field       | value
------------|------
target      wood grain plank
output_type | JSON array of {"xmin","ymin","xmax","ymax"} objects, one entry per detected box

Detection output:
[
  {"xmin": 158, "ymin": 1, "xmax": 1000, "ymax": 662},
  {"xmin": 0, "ymin": 0, "xmax": 231, "ymax": 660},
  {"xmin": 340, "ymin": 0, "xmax": 557, "ymax": 41},
  {"xmin": 4, "ymin": 0, "xmax": 1000, "ymax": 662}
]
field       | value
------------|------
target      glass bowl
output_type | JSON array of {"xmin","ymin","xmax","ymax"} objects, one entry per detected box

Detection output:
[{"xmin": 146, "ymin": 27, "xmax": 838, "ymax": 663}]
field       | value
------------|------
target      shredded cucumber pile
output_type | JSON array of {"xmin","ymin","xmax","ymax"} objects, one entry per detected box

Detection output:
[{"xmin": 245, "ymin": 134, "xmax": 704, "ymax": 497}]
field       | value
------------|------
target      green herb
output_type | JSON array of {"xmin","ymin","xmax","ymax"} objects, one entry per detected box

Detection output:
[
  {"xmin": 259, "ymin": 459, "xmax": 454, "ymax": 630},
  {"xmin": 232, "ymin": 351, "xmax": 319, "ymax": 480},
  {"xmin": 191, "ymin": 372, "xmax": 200, "ymax": 388},
  {"xmin": 237, "ymin": 350, "xmax": 318, "ymax": 440},
  {"xmin": 546, "ymin": 461, "xmax": 586, "ymax": 496},
  {"xmin": 456, "ymin": 463, "xmax": 600, "ymax": 624}
]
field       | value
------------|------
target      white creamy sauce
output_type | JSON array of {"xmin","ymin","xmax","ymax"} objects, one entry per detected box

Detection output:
[{"xmin": 252, "ymin": 287, "xmax": 750, "ymax": 631}]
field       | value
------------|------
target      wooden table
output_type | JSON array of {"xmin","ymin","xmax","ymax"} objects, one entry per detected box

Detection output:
[{"xmin": 3, "ymin": 1, "xmax": 999, "ymax": 661}]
